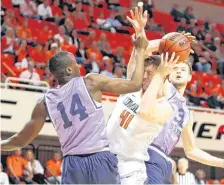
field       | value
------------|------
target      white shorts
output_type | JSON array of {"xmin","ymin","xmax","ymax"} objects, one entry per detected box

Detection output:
[{"xmin": 118, "ymin": 158, "xmax": 147, "ymax": 185}]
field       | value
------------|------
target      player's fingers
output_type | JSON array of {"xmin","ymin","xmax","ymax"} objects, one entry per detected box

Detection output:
[
  {"xmin": 161, "ymin": 53, "xmax": 164, "ymax": 65},
  {"xmin": 127, "ymin": 16, "xmax": 133, "ymax": 23},
  {"xmin": 173, "ymin": 55, "xmax": 180, "ymax": 64},
  {"xmin": 184, "ymin": 32, "xmax": 191, "ymax": 36},
  {"xmin": 130, "ymin": 10, "xmax": 134, "ymax": 19},
  {"xmin": 135, "ymin": 7, "xmax": 138, "ymax": 19},
  {"xmin": 169, "ymin": 52, "xmax": 175, "ymax": 64},
  {"xmin": 143, "ymin": 10, "xmax": 148, "ymax": 19},
  {"xmin": 165, "ymin": 52, "xmax": 169, "ymax": 64},
  {"xmin": 139, "ymin": 5, "xmax": 143, "ymax": 16},
  {"xmin": 181, "ymin": 31, "xmax": 185, "ymax": 35},
  {"xmin": 190, "ymin": 49, "xmax": 194, "ymax": 54}
]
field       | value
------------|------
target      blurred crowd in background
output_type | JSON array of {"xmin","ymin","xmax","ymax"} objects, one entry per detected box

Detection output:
[{"xmin": 1, "ymin": 0, "xmax": 224, "ymax": 109}]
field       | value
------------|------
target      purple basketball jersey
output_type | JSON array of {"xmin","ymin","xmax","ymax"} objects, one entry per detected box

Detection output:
[
  {"xmin": 44, "ymin": 77, "xmax": 109, "ymax": 156},
  {"xmin": 151, "ymin": 84, "xmax": 190, "ymax": 155}
]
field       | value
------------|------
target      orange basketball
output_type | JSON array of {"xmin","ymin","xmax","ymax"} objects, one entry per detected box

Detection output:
[{"xmin": 159, "ymin": 32, "xmax": 191, "ymax": 61}]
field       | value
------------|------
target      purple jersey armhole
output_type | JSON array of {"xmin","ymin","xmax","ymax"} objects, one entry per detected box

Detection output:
[
  {"xmin": 44, "ymin": 94, "xmax": 56, "ymax": 128},
  {"xmin": 82, "ymin": 77, "xmax": 102, "ymax": 109}
]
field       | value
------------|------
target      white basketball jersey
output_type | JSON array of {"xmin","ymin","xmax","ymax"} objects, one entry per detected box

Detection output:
[
  {"xmin": 107, "ymin": 90, "xmax": 163, "ymax": 162},
  {"xmin": 107, "ymin": 82, "xmax": 177, "ymax": 162}
]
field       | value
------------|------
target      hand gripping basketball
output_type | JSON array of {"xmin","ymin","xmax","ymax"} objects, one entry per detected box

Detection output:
[{"xmin": 157, "ymin": 52, "xmax": 180, "ymax": 78}]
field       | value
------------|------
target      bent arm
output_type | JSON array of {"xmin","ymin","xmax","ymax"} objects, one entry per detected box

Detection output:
[
  {"xmin": 138, "ymin": 73, "xmax": 164, "ymax": 120},
  {"xmin": 182, "ymin": 115, "xmax": 224, "ymax": 168},
  {"xmin": 1, "ymin": 99, "xmax": 47, "ymax": 151},
  {"xmin": 86, "ymin": 49, "xmax": 145, "ymax": 94}
]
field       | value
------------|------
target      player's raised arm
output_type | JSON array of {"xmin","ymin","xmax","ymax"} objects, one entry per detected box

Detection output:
[
  {"xmin": 1, "ymin": 99, "xmax": 47, "ymax": 151},
  {"xmin": 182, "ymin": 112, "xmax": 224, "ymax": 168},
  {"xmin": 138, "ymin": 52, "xmax": 179, "ymax": 122},
  {"xmin": 85, "ymin": 35, "xmax": 148, "ymax": 94}
]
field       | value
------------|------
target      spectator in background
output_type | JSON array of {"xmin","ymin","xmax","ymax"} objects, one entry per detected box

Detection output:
[
  {"xmin": 186, "ymin": 83, "xmax": 204, "ymax": 106},
  {"xmin": 19, "ymin": 61, "xmax": 41, "ymax": 84},
  {"xmin": 61, "ymin": 35, "xmax": 77, "ymax": 53},
  {"xmin": 63, "ymin": 18, "xmax": 74, "ymax": 36},
  {"xmin": 86, "ymin": 41, "xmax": 103, "ymax": 61},
  {"xmin": 45, "ymin": 42, "xmax": 60, "ymax": 62},
  {"xmin": 51, "ymin": 0, "xmax": 63, "ymax": 19},
  {"xmin": 25, "ymin": 150, "xmax": 47, "ymax": 184},
  {"xmin": 171, "ymin": 159, "xmax": 178, "ymax": 184},
  {"xmin": 96, "ymin": 12, "xmax": 108, "ymax": 29},
  {"xmin": 63, "ymin": 0, "xmax": 76, "ymax": 12},
  {"xmin": 106, "ymin": 0, "xmax": 120, "ymax": 10},
  {"xmin": 176, "ymin": 158, "xmax": 196, "ymax": 185},
  {"xmin": 115, "ymin": 9, "xmax": 130, "ymax": 26},
  {"xmin": 186, "ymin": 19, "xmax": 196, "ymax": 34},
  {"xmin": 54, "ymin": 26, "xmax": 71, "ymax": 44},
  {"xmin": 215, "ymin": 41, "xmax": 224, "ymax": 75},
  {"xmin": 71, "ymin": 30, "xmax": 80, "ymax": 48},
  {"xmin": 113, "ymin": 66, "xmax": 125, "ymax": 78},
  {"xmin": 143, "ymin": 0, "xmax": 154, "ymax": 18},
  {"xmin": 184, "ymin": 6, "xmax": 195, "ymax": 24},
  {"xmin": 119, "ymin": 58, "xmax": 127, "ymax": 77},
  {"xmin": 203, "ymin": 34, "xmax": 216, "ymax": 51},
  {"xmin": 1, "ymin": 28, "xmax": 15, "ymax": 54},
  {"xmin": 30, "ymin": 44, "xmax": 46, "ymax": 68},
  {"xmin": 37, "ymin": 0, "xmax": 53, "ymax": 21},
  {"xmin": 100, "ymin": 62, "xmax": 114, "ymax": 78},
  {"xmin": 6, "ymin": 149, "xmax": 33, "ymax": 184},
  {"xmin": 43, "ymin": 67, "xmax": 56, "ymax": 87},
  {"xmin": 62, "ymin": 4, "xmax": 71, "ymax": 17},
  {"xmin": 195, "ymin": 169, "xmax": 206, "ymax": 185},
  {"xmin": 170, "ymin": 4, "xmax": 184, "ymax": 22},
  {"xmin": 15, "ymin": 40, "xmax": 28, "ymax": 63},
  {"xmin": 45, "ymin": 152, "xmax": 62, "ymax": 184},
  {"xmin": 113, "ymin": 46, "xmax": 124, "ymax": 65},
  {"xmin": 84, "ymin": 52, "xmax": 100, "ymax": 73},
  {"xmin": 176, "ymin": 18, "xmax": 186, "ymax": 32},
  {"xmin": 76, "ymin": 41, "xmax": 88, "ymax": 64},
  {"xmin": 38, "ymin": 24, "xmax": 52, "ymax": 44},
  {"xmin": 20, "ymin": 0, "xmax": 39, "ymax": 19},
  {"xmin": 85, "ymin": 30, "xmax": 96, "ymax": 48},
  {"xmin": 16, "ymin": 19, "xmax": 32, "ymax": 41},
  {"xmin": 98, "ymin": 33, "xmax": 112, "ymax": 56},
  {"xmin": 0, "ymin": 163, "xmax": 9, "ymax": 185},
  {"xmin": 106, "ymin": 12, "xmax": 122, "ymax": 32},
  {"xmin": 146, "ymin": 18, "xmax": 163, "ymax": 32},
  {"xmin": 11, "ymin": 0, "xmax": 24, "ymax": 8}
]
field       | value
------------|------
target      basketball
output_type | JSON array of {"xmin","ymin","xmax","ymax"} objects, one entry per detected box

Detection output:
[{"xmin": 159, "ymin": 32, "xmax": 191, "ymax": 61}]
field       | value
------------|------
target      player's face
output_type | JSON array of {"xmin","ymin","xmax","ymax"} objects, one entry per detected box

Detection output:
[
  {"xmin": 169, "ymin": 63, "xmax": 192, "ymax": 87},
  {"xmin": 142, "ymin": 64, "xmax": 157, "ymax": 91}
]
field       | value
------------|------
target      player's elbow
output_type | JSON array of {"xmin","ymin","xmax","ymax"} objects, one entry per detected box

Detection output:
[{"xmin": 184, "ymin": 147, "xmax": 196, "ymax": 159}]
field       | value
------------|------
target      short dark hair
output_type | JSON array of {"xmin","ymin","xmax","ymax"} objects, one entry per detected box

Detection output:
[
  {"xmin": 48, "ymin": 51, "xmax": 71, "ymax": 78},
  {"xmin": 144, "ymin": 55, "xmax": 161, "ymax": 68},
  {"xmin": 183, "ymin": 60, "xmax": 193, "ymax": 74}
]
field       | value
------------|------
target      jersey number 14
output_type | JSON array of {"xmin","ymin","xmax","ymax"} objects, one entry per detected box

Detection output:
[{"xmin": 120, "ymin": 110, "xmax": 134, "ymax": 129}]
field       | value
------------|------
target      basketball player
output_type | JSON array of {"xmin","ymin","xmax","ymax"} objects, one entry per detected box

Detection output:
[
  {"xmin": 126, "ymin": 7, "xmax": 224, "ymax": 185},
  {"xmin": 0, "ymin": 34, "xmax": 149, "ymax": 184}
]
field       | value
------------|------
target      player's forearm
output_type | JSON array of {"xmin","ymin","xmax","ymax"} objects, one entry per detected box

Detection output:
[
  {"xmin": 130, "ymin": 49, "xmax": 145, "ymax": 88},
  {"xmin": 185, "ymin": 148, "xmax": 224, "ymax": 168},
  {"xmin": 1, "ymin": 135, "xmax": 27, "ymax": 151},
  {"xmin": 139, "ymin": 73, "xmax": 164, "ymax": 117},
  {"xmin": 127, "ymin": 47, "xmax": 136, "ymax": 79}
]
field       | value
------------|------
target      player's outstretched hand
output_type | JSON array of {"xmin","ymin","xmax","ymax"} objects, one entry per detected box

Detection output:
[
  {"xmin": 127, "ymin": 6, "xmax": 148, "ymax": 36},
  {"xmin": 181, "ymin": 31, "xmax": 197, "ymax": 53},
  {"xmin": 132, "ymin": 34, "xmax": 149, "ymax": 50},
  {"xmin": 157, "ymin": 52, "xmax": 180, "ymax": 78}
]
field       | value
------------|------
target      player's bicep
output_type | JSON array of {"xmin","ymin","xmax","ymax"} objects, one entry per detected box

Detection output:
[{"xmin": 15, "ymin": 99, "xmax": 47, "ymax": 146}]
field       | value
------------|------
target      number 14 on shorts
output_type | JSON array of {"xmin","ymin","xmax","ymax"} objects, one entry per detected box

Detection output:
[{"xmin": 120, "ymin": 110, "xmax": 134, "ymax": 129}]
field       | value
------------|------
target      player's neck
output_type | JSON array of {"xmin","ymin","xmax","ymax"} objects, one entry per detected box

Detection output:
[
  {"xmin": 175, "ymin": 85, "xmax": 186, "ymax": 96},
  {"xmin": 58, "ymin": 76, "xmax": 74, "ymax": 86}
]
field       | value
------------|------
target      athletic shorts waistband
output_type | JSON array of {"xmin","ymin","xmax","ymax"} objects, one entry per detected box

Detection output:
[{"xmin": 148, "ymin": 146, "xmax": 172, "ymax": 162}]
